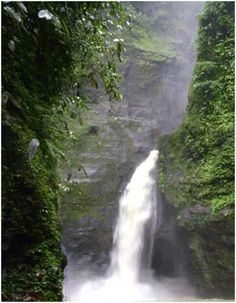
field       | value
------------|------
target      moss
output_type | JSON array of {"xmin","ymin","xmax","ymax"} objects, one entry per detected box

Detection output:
[
  {"xmin": 2, "ymin": 2, "xmax": 130, "ymax": 300},
  {"xmin": 59, "ymin": 112, "xmax": 140, "ymax": 228},
  {"xmin": 159, "ymin": 2, "xmax": 234, "ymax": 216},
  {"xmin": 129, "ymin": 27, "xmax": 176, "ymax": 62},
  {"xmin": 59, "ymin": 182, "xmax": 102, "ymax": 223},
  {"xmin": 158, "ymin": 2, "xmax": 234, "ymax": 298},
  {"xmin": 188, "ymin": 214, "xmax": 234, "ymax": 298},
  {"xmin": 2, "ymin": 124, "xmax": 64, "ymax": 301}
]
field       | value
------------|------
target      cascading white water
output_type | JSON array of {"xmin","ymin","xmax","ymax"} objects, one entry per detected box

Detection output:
[
  {"xmin": 109, "ymin": 150, "xmax": 158, "ymax": 283},
  {"xmin": 64, "ymin": 150, "xmax": 195, "ymax": 302}
]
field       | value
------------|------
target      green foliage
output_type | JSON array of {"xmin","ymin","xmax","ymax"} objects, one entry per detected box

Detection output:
[
  {"xmin": 2, "ymin": 1, "xmax": 129, "ymax": 159},
  {"xmin": 2, "ymin": 1, "xmax": 129, "ymax": 301},
  {"xmin": 159, "ymin": 2, "xmax": 234, "ymax": 216},
  {"xmin": 125, "ymin": 4, "xmax": 178, "ymax": 61},
  {"xmin": 128, "ymin": 2, "xmax": 202, "ymax": 62},
  {"xmin": 59, "ymin": 182, "xmax": 101, "ymax": 223},
  {"xmin": 130, "ymin": 27, "xmax": 176, "ymax": 61},
  {"xmin": 157, "ymin": 154, "xmax": 166, "ymax": 191},
  {"xmin": 158, "ymin": 6, "xmax": 234, "ymax": 293},
  {"xmin": 2, "ymin": 124, "xmax": 64, "ymax": 301}
]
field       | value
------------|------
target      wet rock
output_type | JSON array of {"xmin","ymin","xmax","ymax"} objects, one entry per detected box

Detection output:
[
  {"xmin": 88, "ymin": 125, "xmax": 99, "ymax": 135},
  {"xmin": 60, "ymin": 2, "xmax": 202, "ymax": 293},
  {"xmin": 177, "ymin": 204, "xmax": 211, "ymax": 226}
]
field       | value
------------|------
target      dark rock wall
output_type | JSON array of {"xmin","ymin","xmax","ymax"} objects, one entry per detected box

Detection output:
[
  {"xmin": 151, "ymin": 193, "xmax": 192, "ymax": 278},
  {"xmin": 59, "ymin": 2, "xmax": 203, "ymax": 294}
]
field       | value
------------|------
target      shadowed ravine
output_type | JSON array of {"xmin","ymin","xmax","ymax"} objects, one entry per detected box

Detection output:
[
  {"xmin": 63, "ymin": 151, "xmax": 196, "ymax": 302},
  {"xmin": 60, "ymin": 3, "xmax": 203, "ymax": 302},
  {"xmin": 2, "ymin": 1, "xmax": 233, "ymax": 301}
]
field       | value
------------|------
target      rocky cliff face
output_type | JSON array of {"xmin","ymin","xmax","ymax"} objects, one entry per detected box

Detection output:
[
  {"xmin": 59, "ymin": 2, "xmax": 203, "ymax": 296},
  {"xmin": 158, "ymin": 2, "xmax": 234, "ymax": 298}
]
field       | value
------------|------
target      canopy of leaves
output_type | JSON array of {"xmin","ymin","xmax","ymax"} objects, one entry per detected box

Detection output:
[
  {"xmin": 2, "ymin": 2, "xmax": 128, "ymax": 301},
  {"xmin": 3, "ymin": 1, "xmax": 128, "ymax": 161}
]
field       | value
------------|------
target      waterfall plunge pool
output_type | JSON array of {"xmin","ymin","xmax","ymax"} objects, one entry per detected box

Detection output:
[{"xmin": 63, "ymin": 151, "xmax": 196, "ymax": 302}]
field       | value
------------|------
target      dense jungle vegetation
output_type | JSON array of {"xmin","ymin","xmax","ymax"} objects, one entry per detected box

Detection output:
[
  {"xmin": 2, "ymin": 1, "xmax": 234, "ymax": 301},
  {"xmin": 2, "ymin": 2, "xmax": 129, "ymax": 301},
  {"xmin": 159, "ymin": 2, "xmax": 234, "ymax": 296},
  {"xmin": 159, "ymin": 1, "xmax": 234, "ymax": 218}
]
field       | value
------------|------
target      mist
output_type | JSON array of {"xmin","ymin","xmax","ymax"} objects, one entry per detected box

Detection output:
[
  {"xmin": 118, "ymin": 2, "xmax": 204, "ymax": 135},
  {"xmin": 63, "ymin": 151, "xmax": 196, "ymax": 302},
  {"xmin": 62, "ymin": 2, "xmax": 204, "ymax": 302},
  {"xmin": 64, "ymin": 269, "xmax": 196, "ymax": 302}
]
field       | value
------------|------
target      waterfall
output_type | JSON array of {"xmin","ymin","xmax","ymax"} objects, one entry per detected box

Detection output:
[
  {"xmin": 64, "ymin": 150, "xmax": 195, "ymax": 302},
  {"xmin": 109, "ymin": 150, "xmax": 158, "ymax": 283}
]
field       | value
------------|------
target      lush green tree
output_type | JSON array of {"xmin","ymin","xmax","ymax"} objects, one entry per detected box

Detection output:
[
  {"xmin": 158, "ymin": 2, "xmax": 234, "ymax": 296},
  {"xmin": 2, "ymin": 2, "xmax": 129, "ymax": 301},
  {"xmin": 2, "ymin": 1, "xmax": 128, "ymax": 156}
]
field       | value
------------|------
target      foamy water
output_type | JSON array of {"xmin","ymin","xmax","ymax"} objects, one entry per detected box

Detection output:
[{"xmin": 63, "ymin": 150, "xmax": 196, "ymax": 302}]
